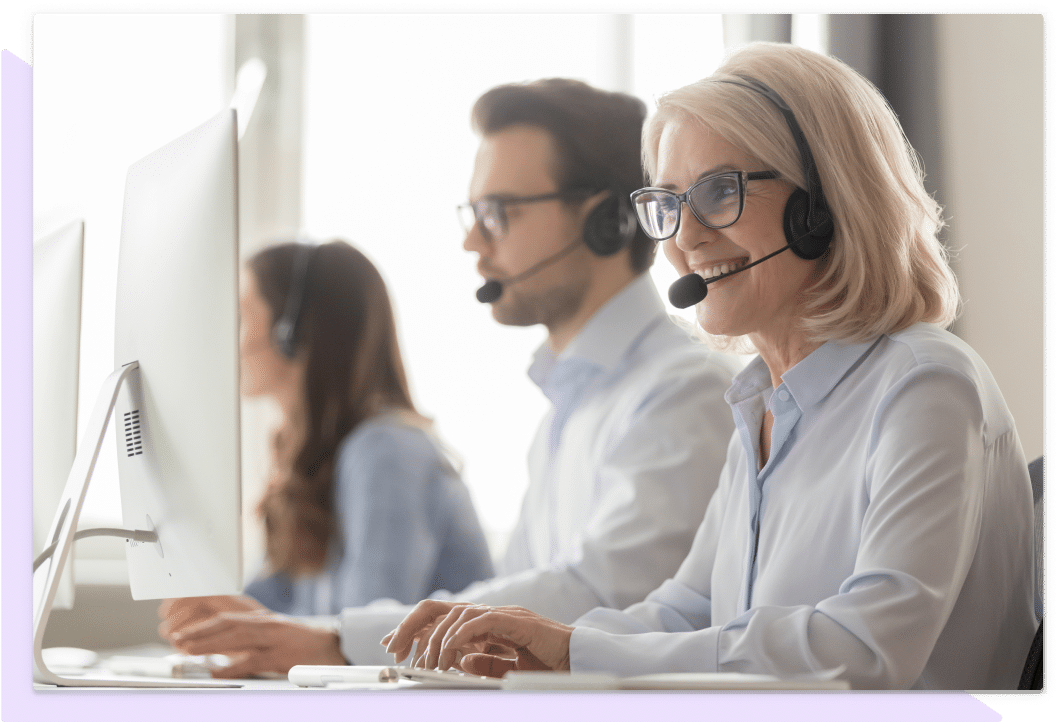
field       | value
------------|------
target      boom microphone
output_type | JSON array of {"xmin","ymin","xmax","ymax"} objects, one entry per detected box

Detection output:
[
  {"xmin": 475, "ymin": 280, "xmax": 504, "ymax": 304},
  {"xmin": 476, "ymin": 237, "xmax": 583, "ymax": 304},
  {"xmin": 667, "ymin": 241, "xmax": 797, "ymax": 309},
  {"xmin": 668, "ymin": 273, "xmax": 712, "ymax": 309}
]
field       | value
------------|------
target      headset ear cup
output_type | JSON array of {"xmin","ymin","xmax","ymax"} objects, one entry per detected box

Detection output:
[
  {"xmin": 783, "ymin": 189, "xmax": 832, "ymax": 260},
  {"xmin": 272, "ymin": 244, "xmax": 315, "ymax": 359},
  {"xmin": 273, "ymin": 318, "xmax": 297, "ymax": 359},
  {"xmin": 583, "ymin": 195, "xmax": 634, "ymax": 257}
]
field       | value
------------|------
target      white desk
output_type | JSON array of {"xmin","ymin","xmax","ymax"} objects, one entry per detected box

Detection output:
[{"xmin": 36, "ymin": 647, "xmax": 850, "ymax": 691}]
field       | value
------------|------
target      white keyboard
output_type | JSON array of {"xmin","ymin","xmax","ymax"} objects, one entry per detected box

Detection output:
[{"xmin": 289, "ymin": 664, "xmax": 502, "ymax": 689}]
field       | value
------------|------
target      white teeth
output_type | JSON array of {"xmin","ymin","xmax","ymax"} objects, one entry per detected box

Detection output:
[{"xmin": 698, "ymin": 259, "xmax": 748, "ymax": 280}]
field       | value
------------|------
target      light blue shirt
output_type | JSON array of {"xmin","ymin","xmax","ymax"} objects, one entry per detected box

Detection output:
[
  {"xmin": 490, "ymin": 274, "xmax": 740, "ymax": 612},
  {"xmin": 571, "ymin": 323, "xmax": 1036, "ymax": 689},
  {"xmin": 244, "ymin": 415, "xmax": 494, "ymax": 615},
  {"xmin": 338, "ymin": 274, "xmax": 740, "ymax": 663}
]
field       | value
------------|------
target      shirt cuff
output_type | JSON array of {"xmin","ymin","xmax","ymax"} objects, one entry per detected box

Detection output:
[
  {"xmin": 570, "ymin": 625, "xmax": 721, "ymax": 676},
  {"xmin": 299, "ymin": 614, "xmax": 343, "ymax": 633},
  {"xmin": 337, "ymin": 602, "xmax": 414, "ymax": 666}
]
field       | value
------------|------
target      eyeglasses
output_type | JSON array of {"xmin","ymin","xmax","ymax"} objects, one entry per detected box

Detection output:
[
  {"xmin": 629, "ymin": 170, "xmax": 779, "ymax": 241},
  {"xmin": 457, "ymin": 189, "xmax": 589, "ymax": 241}
]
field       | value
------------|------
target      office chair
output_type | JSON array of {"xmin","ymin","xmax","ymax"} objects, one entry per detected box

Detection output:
[{"xmin": 1018, "ymin": 456, "xmax": 1043, "ymax": 690}]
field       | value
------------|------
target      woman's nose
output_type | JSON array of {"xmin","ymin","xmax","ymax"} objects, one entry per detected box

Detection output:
[{"xmin": 672, "ymin": 203, "xmax": 711, "ymax": 253}]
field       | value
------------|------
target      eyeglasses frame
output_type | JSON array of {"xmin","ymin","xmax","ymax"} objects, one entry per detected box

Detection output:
[
  {"xmin": 457, "ymin": 188, "xmax": 594, "ymax": 241},
  {"xmin": 630, "ymin": 170, "xmax": 779, "ymax": 241}
]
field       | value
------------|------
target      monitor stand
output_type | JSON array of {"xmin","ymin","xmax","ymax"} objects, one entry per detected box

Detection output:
[{"xmin": 32, "ymin": 362, "xmax": 239, "ymax": 688}]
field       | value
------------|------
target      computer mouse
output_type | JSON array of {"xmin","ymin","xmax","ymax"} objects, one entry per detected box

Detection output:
[{"xmin": 42, "ymin": 646, "xmax": 99, "ymax": 670}]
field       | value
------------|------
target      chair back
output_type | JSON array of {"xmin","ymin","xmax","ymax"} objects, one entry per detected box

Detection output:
[{"xmin": 1018, "ymin": 456, "xmax": 1043, "ymax": 690}]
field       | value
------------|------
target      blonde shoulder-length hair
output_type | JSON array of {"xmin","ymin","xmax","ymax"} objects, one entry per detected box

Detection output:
[{"xmin": 644, "ymin": 42, "xmax": 959, "ymax": 349}]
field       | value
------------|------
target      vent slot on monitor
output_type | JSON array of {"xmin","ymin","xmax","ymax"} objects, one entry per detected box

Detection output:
[{"xmin": 123, "ymin": 410, "xmax": 144, "ymax": 457}]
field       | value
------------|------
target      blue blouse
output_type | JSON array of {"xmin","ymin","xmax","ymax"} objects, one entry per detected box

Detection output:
[
  {"xmin": 571, "ymin": 324, "xmax": 1036, "ymax": 689},
  {"xmin": 244, "ymin": 415, "xmax": 494, "ymax": 615}
]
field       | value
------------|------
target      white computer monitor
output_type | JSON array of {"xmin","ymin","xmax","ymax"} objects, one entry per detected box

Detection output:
[
  {"xmin": 113, "ymin": 108, "xmax": 243, "ymax": 601},
  {"xmin": 33, "ymin": 108, "xmax": 243, "ymax": 686},
  {"xmin": 33, "ymin": 219, "xmax": 85, "ymax": 611}
]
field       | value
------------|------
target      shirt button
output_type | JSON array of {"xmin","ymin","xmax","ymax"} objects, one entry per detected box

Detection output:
[{"xmin": 778, "ymin": 390, "xmax": 790, "ymax": 402}]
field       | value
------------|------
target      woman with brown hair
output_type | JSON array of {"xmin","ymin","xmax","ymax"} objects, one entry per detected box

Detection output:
[{"xmin": 161, "ymin": 240, "xmax": 493, "ymax": 631}]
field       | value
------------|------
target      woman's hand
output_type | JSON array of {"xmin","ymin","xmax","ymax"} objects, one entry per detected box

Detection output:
[
  {"xmin": 381, "ymin": 600, "xmax": 574, "ymax": 678},
  {"xmin": 157, "ymin": 594, "xmax": 267, "ymax": 641}
]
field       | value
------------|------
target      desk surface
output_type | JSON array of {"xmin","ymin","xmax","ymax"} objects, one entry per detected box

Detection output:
[{"xmin": 37, "ymin": 646, "xmax": 850, "ymax": 691}]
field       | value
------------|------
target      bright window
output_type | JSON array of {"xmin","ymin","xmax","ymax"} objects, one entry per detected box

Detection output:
[{"xmin": 33, "ymin": 15, "xmax": 228, "ymax": 530}]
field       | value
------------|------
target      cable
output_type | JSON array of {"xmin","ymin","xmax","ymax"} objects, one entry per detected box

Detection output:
[{"xmin": 33, "ymin": 528, "xmax": 159, "ymax": 572}]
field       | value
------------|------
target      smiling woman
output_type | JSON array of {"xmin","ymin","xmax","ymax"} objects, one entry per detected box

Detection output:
[
  {"xmin": 654, "ymin": 119, "xmax": 813, "ymax": 355},
  {"xmin": 644, "ymin": 60, "xmax": 958, "ymax": 360},
  {"xmin": 384, "ymin": 42, "xmax": 1037, "ymax": 691}
]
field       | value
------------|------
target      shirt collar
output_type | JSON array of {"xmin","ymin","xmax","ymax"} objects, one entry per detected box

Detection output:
[
  {"xmin": 727, "ymin": 335, "xmax": 882, "ymax": 409},
  {"xmin": 528, "ymin": 274, "xmax": 666, "ymax": 389}
]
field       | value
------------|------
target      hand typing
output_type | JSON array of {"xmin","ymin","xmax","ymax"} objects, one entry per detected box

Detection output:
[
  {"xmin": 158, "ymin": 596, "xmax": 345, "ymax": 678},
  {"xmin": 381, "ymin": 600, "xmax": 573, "ymax": 678},
  {"xmin": 158, "ymin": 595, "xmax": 267, "ymax": 640}
]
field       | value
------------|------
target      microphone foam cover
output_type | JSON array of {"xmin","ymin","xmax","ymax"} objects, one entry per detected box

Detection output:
[
  {"xmin": 476, "ymin": 280, "xmax": 503, "ymax": 304},
  {"xmin": 668, "ymin": 273, "xmax": 708, "ymax": 309}
]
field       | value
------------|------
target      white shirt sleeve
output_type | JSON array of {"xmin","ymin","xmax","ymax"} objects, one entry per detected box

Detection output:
[
  {"xmin": 472, "ymin": 356, "xmax": 735, "ymax": 614},
  {"xmin": 338, "ymin": 354, "xmax": 735, "ymax": 665}
]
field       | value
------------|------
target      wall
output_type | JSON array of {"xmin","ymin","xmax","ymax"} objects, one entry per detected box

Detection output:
[{"xmin": 935, "ymin": 15, "xmax": 1044, "ymax": 460}]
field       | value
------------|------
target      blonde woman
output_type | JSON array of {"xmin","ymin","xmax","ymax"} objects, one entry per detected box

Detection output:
[{"xmin": 384, "ymin": 43, "xmax": 1036, "ymax": 690}]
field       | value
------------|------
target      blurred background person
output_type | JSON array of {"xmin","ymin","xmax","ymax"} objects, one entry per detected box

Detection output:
[{"xmin": 159, "ymin": 241, "xmax": 494, "ymax": 661}]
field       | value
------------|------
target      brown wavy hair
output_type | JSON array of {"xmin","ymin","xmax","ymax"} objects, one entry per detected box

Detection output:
[{"xmin": 250, "ymin": 240, "xmax": 421, "ymax": 576}]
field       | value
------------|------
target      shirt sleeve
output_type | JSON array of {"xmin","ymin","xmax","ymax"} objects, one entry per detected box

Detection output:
[
  {"xmin": 336, "ymin": 356, "xmax": 736, "ymax": 665},
  {"xmin": 337, "ymin": 602, "xmax": 416, "ymax": 665},
  {"xmin": 571, "ymin": 365, "xmax": 993, "ymax": 689},
  {"xmin": 453, "ymin": 355, "xmax": 736, "ymax": 618}
]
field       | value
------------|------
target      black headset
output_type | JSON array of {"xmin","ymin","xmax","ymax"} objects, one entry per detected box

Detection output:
[
  {"xmin": 719, "ymin": 75, "xmax": 835, "ymax": 261},
  {"xmin": 582, "ymin": 189, "xmax": 640, "ymax": 257},
  {"xmin": 272, "ymin": 243, "xmax": 316, "ymax": 359}
]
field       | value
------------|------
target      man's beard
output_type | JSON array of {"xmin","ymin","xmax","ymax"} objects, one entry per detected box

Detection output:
[{"xmin": 490, "ymin": 278, "xmax": 588, "ymax": 330}]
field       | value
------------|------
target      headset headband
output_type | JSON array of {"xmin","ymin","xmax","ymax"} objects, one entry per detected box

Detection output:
[
  {"xmin": 718, "ymin": 75, "xmax": 831, "ymax": 231},
  {"xmin": 273, "ymin": 243, "xmax": 316, "ymax": 359}
]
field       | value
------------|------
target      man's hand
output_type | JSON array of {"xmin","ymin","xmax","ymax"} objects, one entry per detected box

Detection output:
[
  {"xmin": 381, "ymin": 600, "xmax": 573, "ymax": 678},
  {"xmin": 165, "ymin": 609, "xmax": 346, "ymax": 679}
]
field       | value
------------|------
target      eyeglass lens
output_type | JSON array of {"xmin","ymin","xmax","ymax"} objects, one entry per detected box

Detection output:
[
  {"xmin": 457, "ymin": 200, "xmax": 504, "ymax": 240},
  {"xmin": 633, "ymin": 173, "xmax": 743, "ymax": 241}
]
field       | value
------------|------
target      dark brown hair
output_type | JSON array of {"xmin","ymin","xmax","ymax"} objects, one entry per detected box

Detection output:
[
  {"xmin": 472, "ymin": 78, "xmax": 656, "ymax": 273},
  {"xmin": 250, "ymin": 240, "xmax": 420, "ymax": 576}
]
